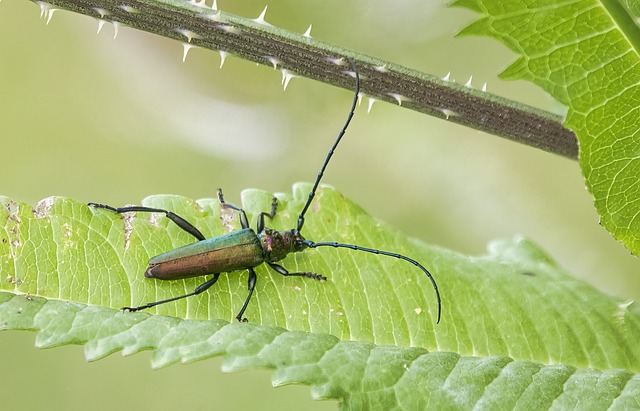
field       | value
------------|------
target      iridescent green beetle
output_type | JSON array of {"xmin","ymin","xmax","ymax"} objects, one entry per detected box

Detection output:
[{"xmin": 89, "ymin": 61, "xmax": 441, "ymax": 323}]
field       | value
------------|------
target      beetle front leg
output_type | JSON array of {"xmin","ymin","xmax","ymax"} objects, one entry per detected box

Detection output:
[
  {"xmin": 268, "ymin": 263, "xmax": 327, "ymax": 281},
  {"xmin": 235, "ymin": 268, "xmax": 257, "ymax": 322}
]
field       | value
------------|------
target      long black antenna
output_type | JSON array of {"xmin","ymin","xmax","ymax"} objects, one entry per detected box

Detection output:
[
  {"xmin": 297, "ymin": 59, "xmax": 360, "ymax": 232},
  {"xmin": 304, "ymin": 240, "xmax": 442, "ymax": 324},
  {"xmin": 295, "ymin": 60, "xmax": 441, "ymax": 324}
]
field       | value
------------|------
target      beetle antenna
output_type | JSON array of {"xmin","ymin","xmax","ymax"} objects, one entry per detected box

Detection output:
[
  {"xmin": 304, "ymin": 240, "xmax": 441, "ymax": 324},
  {"xmin": 297, "ymin": 59, "xmax": 359, "ymax": 232}
]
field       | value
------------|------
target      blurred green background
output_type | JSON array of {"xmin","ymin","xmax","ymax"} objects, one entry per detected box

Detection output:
[{"xmin": 1, "ymin": 0, "xmax": 638, "ymax": 409}]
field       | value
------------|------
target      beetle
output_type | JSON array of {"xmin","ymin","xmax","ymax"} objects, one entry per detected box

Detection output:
[{"xmin": 89, "ymin": 60, "xmax": 441, "ymax": 323}]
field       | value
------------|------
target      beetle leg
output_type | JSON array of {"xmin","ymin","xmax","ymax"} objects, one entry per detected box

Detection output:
[
  {"xmin": 88, "ymin": 203, "xmax": 205, "ymax": 241},
  {"xmin": 235, "ymin": 268, "xmax": 257, "ymax": 322},
  {"xmin": 217, "ymin": 189, "xmax": 250, "ymax": 229},
  {"xmin": 122, "ymin": 273, "xmax": 221, "ymax": 312},
  {"xmin": 268, "ymin": 263, "xmax": 327, "ymax": 281},
  {"xmin": 257, "ymin": 196, "xmax": 278, "ymax": 232}
]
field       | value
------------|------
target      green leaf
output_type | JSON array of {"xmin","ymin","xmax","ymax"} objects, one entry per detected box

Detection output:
[
  {"xmin": 452, "ymin": 0, "xmax": 640, "ymax": 254},
  {"xmin": 1, "ymin": 185, "xmax": 640, "ymax": 408},
  {"xmin": 2, "ymin": 293, "xmax": 640, "ymax": 409}
]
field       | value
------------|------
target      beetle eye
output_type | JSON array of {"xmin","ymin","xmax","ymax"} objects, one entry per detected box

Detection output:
[{"xmin": 294, "ymin": 238, "xmax": 307, "ymax": 249}]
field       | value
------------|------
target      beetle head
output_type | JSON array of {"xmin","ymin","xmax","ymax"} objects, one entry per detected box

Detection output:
[{"xmin": 290, "ymin": 229, "xmax": 309, "ymax": 253}]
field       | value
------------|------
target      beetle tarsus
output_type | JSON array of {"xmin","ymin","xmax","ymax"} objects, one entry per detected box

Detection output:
[
  {"xmin": 305, "ymin": 273, "xmax": 327, "ymax": 281},
  {"xmin": 121, "ymin": 306, "xmax": 144, "ymax": 312},
  {"xmin": 267, "ymin": 262, "xmax": 327, "ymax": 281},
  {"xmin": 88, "ymin": 203, "xmax": 117, "ymax": 212}
]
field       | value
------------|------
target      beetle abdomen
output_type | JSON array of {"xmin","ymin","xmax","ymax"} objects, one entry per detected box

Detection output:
[{"xmin": 145, "ymin": 228, "xmax": 264, "ymax": 280}]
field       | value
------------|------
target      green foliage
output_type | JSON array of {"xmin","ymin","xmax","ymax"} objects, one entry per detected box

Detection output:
[
  {"xmin": 2, "ymin": 293, "xmax": 640, "ymax": 409},
  {"xmin": 1, "ymin": 185, "xmax": 639, "ymax": 408},
  {"xmin": 4, "ymin": 0, "xmax": 640, "ymax": 407},
  {"xmin": 454, "ymin": 0, "xmax": 640, "ymax": 254}
]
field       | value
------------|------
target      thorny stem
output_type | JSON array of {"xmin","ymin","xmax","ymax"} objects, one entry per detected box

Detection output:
[{"xmin": 34, "ymin": 0, "xmax": 578, "ymax": 159}]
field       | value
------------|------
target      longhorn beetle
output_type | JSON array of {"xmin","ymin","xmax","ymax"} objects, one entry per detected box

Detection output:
[{"xmin": 89, "ymin": 60, "xmax": 441, "ymax": 323}]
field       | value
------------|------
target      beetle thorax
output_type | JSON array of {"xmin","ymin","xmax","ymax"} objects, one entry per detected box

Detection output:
[{"xmin": 259, "ymin": 228, "xmax": 308, "ymax": 263}]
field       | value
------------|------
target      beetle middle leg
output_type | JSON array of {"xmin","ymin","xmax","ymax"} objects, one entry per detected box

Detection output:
[
  {"xmin": 235, "ymin": 268, "xmax": 258, "ymax": 322},
  {"xmin": 257, "ymin": 196, "xmax": 278, "ymax": 232},
  {"xmin": 217, "ymin": 188, "xmax": 250, "ymax": 229},
  {"xmin": 217, "ymin": 188, "xmax": 278, "ymax": 231},
  {"xmin": 88, "ymin": 203, "xmax": 205, "ymax": 241}
]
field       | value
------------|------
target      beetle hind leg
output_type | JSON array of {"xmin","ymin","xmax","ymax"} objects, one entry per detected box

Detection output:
[
  {"xmin": 88, "ymin": 203, "xmax": 205, "ymax": 241},
  {"xmin": 122, "ymin": 273, "xmax": 221, "ymax": 312}
]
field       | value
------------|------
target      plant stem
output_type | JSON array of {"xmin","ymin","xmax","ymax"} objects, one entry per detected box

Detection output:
[{"xmin": 37, "ymin": 0, "xmax": 578, "ymax": 159}]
